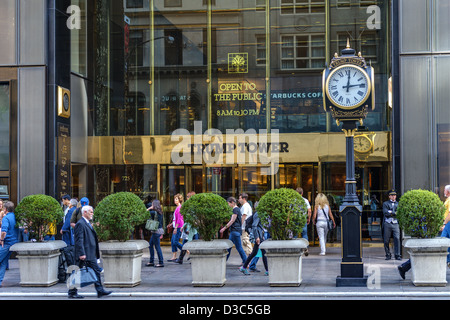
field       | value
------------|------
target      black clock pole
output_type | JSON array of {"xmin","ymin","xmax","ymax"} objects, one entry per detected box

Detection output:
[
  {"xmin": 323, "ymin": 41, "xmax": 373, "ymax": 287},
  {"xmin": 336, "ymin": 120, "xmax": 367, "ymax": 287}
]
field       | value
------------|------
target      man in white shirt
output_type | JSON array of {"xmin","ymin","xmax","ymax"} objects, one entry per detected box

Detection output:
[
  {"xmin": 296, "ymin": 187, "xmax": 311, "ymax": 256},
  {"xmin": 239, "ymin": 193, "xmax": 253, "ymax": 256}
]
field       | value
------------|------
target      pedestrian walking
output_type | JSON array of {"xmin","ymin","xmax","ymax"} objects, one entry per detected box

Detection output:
[
  {"xmin": 61, "ymin": 199, "xmax": 77, "ymax": 246},
  {"xmin": 239, "ymin": 193, "xmax": 253, "ymax": 256},
  {"xmin": 0, "ymin": 201, "xmax": 18, "ymax": 287},
  {"xmin": 296, "ymin": 187, "xmax": 311, "ymax": 256},
  {"xmin": 312, "ymin": 193, "xmax": 335, "ymax": 256},
  {"xmin": 146, "ymin": 200, "xmax": 165, "ymax": 268},
  {"xmin": 439, "ymin": 185, "xmax": 450, "ymax": 267},
  {"xmin": 70, "ymin": 197, "xmax": 90, "ymax": 228},
  {"xmin": 220, "ymin": 197, "xmax": 247, "ymax": 265},
  {"xmin": 239, "ymin": 211, "xmax": 268, "ymax": 276},
  {"xmin": 175, "ymin": 191, "xmax": 198, "ymax": 264},
  {"xmin": 168, "ymin": 194, "xmax": 184, "ymax": 262},
  {"xmin": 68, "ymin": 205, "xmax": 112, "ymax": 299}
]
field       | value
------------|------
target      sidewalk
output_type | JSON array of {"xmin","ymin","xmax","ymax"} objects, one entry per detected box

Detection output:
[{"xmin": 1, "ymin": 245, "xmax": 450, "ymax": 300}]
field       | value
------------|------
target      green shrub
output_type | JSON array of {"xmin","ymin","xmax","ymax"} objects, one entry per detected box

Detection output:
[
  {"xmin": 181, "ymin": 193, "xmax": 232, "ymax": 241},
  {"xmin": 94, "ymin": 192, "xmax": 148, "ymax": 242},
  {"xmin": 15, "ymin": 194, "xmax": 64, "ymax": 242},
  {"xmin": 256, "ymin": 188, "xmax": 307, "ymax": 240},
  {"xmin": 397, "ymin": 189, "xmax": 446, "ymax": 238}
]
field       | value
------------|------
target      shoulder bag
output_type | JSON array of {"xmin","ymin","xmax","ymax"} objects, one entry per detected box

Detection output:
[
  {"xmin": 145, "ymin": 212, "xmax": 160, "ymax": 232},
  {"xmin": 323, "ymin": 208, "xmax": 334, "ymax": 231}
]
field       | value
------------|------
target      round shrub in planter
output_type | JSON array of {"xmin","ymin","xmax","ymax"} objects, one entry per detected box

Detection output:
[
  {"xmin": 397, "ymin": 189, "xmax": 446, "ymax": 238},
  {"xmin": 397, "ymin": 189, "xmax": 450, "ymax": 286},
  {"xmin": 15, "ymin": 194, "xmax": 65, "ymax": 242},
  {"xmin": 94, "ymin": 192, "xmax": 148, "ymax": 242},
  {"xmin": 257, "ymin": 188, "xmax": 309, "ymax": 287},
  {"xmin": 181, "ymin": 193, "xmax": 234, "ymax": 287},
  {"xmin": 93, "ymin": 192, "xmax": 149, "ymax": 288},
  {"xmin": 12, "ymin": 194, "xmax": 66, "ymax": 287},
  {"xmin": 257, "ymin": 188, "xmax": 307, "ymax": 240},
  {"xmin": 181, "ymin": 193, "xmax": 232, "ymax": 241}
]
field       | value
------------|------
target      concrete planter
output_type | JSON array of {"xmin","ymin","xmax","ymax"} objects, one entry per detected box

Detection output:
[
  {"xmin": 260, "ymin": 239, "xmax": 309, "ymax": 287},
  {"xmin": 404, "ymin": 238, "xmax": 450, "ymax": 287},
  {"xmin": 10, "ymin": 241, "xmax": 67, "ymax": 287},
  {"xmin": 99, "ymin": 240, "xmax": 148, "ymax": 288},
  {"xmin": 182, "ymin": 239, "xmax": 233, "ymax": 287}
]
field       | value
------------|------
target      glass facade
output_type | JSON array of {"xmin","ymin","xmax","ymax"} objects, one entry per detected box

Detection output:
[
  {"xmin": 78, "ymin": 0, "xmax": 390, "ymax": 137},
  {"xmin": 70, "ymin": 0, "xmax": 392, "ymax": 243},
  {"xmin": 398, "ymin": 0, "xmax": 450, "ymax": 198}
]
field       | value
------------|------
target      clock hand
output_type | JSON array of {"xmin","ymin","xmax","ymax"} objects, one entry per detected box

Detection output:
[
  {"xmin": 346, "ymin": 72, "xmax": 351, "ymax": 93},
  {"xmin": 342, "ymin": 83, "xmax": 364, "ymax": 90}
]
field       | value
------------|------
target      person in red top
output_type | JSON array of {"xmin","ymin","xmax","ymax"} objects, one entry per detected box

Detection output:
[{"xmin": 168, "ymin": 194, "xmax": 184, "ymax": 262}]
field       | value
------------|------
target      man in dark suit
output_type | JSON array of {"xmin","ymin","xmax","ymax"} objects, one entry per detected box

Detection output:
[
  {"xmin": 383, "ymin": 189, "xmax": 401, "ymax": 260},
  {"xmin": 68, "ymin": 205, "xmax": 112, "ymax": 299}
]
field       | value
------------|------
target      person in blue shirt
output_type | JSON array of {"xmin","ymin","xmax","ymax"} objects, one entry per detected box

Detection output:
[
  {"xmin": 61, "ymin": 199, "xmax": 77, "ymax": 246},
  {"xmin": 0, "ymin": 201, "xmax": 19, "ymax": 287}
]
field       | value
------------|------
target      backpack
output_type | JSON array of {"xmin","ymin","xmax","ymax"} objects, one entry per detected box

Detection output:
[
  {"xmin": 58, "ymin": 245, "xmax": 76, "ymax": 283},
  {"xmin": 245, "ymin": 214, "xmax": 254, "ymax": 234}
]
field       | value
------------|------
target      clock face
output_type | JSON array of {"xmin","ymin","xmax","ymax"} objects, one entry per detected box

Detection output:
[
  {"xmin": 63, "ymin": 93, "xmax": 70, "ymax": 112},
  {"xmin": 354, "ymin": 135, "xmax": 372, "ymax": 153},
  {"xmin": 326, "ymin": 65, "xmax": 371, "ymax": 109}
]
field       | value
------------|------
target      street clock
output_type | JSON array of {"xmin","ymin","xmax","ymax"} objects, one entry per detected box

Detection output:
[{"xmin": 323, "ymin": 42, "xmax": 375, "ymax": 126}]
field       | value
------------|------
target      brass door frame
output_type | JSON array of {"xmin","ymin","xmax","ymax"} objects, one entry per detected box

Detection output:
[{"xmin": 0, "ymin": 68, "xmax": 18, "ymax": 204}]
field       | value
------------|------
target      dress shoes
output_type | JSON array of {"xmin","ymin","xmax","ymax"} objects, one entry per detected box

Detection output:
[
  {"xmin": 68, "ymin": 293, "xmax": 84, "ymax": 299},
  {"xmin": 97, "ymin": 290, "xmax": 113, "ymax": 298}
]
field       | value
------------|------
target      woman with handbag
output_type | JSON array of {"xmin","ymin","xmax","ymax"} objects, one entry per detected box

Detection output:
[
  {"xmin": 312, "ymin": 193, "xmax": 336, "ymax": 256},
  {"xmin": 168, "ymin": 194, "xmax": 184, "ymax": 262},
  {"xmin": 146, "ymin": 200, "xmax": 165, "ymax": 267}
]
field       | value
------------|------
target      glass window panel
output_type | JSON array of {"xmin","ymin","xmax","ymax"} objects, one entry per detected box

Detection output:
[
  {"xmin": 311, "ymin": 47, "xmax": 325, "ymax": 57},
  {"xmin": 282, "ymin": 48, "xmax": 294, "ymax": 58},
  {"xmin": 435, "ymin": 56, "xmax": 450, "ymax": 196},
  {"xmin": 152, "ymin": 2, "xmax": 208, "ymax": 135},
  {"xmin": 434, "ymin": 0, "xmax": 450, "ymax": 52},
  {"xmin": 71, "ymin": 0, "xmax": 87, "ymax": 76},
  {"xmin": 296, "ymin": 59, "xmax": 308, "ymax": 68},
  {"xmin": 211, "ymin": 1, "xmax": 267, "ymax": 132},
  {"xmin": 0, "ymin": 0, "xmax": 16, "ymax": 65},
  {"xmin": 297, "ymin": 47, "xmax": 308, "ymax": 57},
  {"xmin": 400, "ymin": 0, "xmax": 430, "ymax": 53},
  {"xmin": 0, "ymin": 84, "xmax": 9, "ymax": 171},
  {"xmin": 296, "ymin": 36, "xmax": 308, "ymax": 47},
  {"xmin": 241, "ymin": 167, "xmax": 271, "ymax": 201}
]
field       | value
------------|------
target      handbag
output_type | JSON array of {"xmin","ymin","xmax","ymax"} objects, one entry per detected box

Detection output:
[
  {"xmin": 69, "ymin": 263, "xmax": 98, "ymax": 288},
  {"xmin": 323, "ymin": 208, "xmax": 334, "ymax": 231},
  {"xmin": 145, "ymin": 211, "xmax": 160, "ymax": 232},
  {"xmin": 145, "ymin": 218, "xmax": 159, "ymax": 232},
  {"xmin": 167, "ymin": 223, "xmax": 174, "ymax": 234}
]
